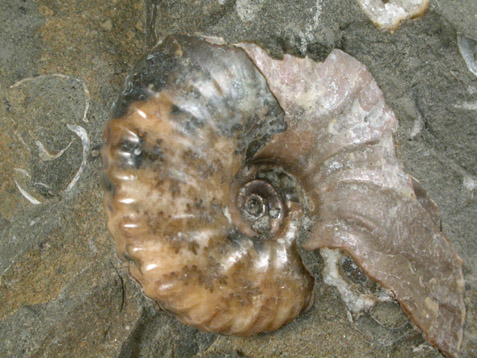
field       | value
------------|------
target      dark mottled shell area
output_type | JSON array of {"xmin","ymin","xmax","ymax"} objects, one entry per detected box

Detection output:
[{"xmin": 102, "ymin": 36, "xmax": 314, "ymax": 335}]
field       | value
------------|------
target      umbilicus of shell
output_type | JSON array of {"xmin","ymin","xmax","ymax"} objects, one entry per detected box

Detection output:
[{"xmin": 101, "ymin": 15, "xmax": 465, "ymax": 358}]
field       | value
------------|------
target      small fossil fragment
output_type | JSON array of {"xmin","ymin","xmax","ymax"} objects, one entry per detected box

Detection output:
[
  {"xmin": 102, "ymin": 35, "xmax": 465, "ymax": 357},
  {"xmin": 356, "ymin": 0, "xmax": 429, "ymax": 31},
  {"xmin": 457, "ymin": 35, "xmax": 477, "ymax": 77}
]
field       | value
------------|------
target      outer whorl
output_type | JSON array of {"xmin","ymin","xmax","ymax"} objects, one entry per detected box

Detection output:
[
  {"xmin": 102, "ymin": 35, "xmax": 465, "ymax": 357},
  {"xmin": 102, "ymin": 36, "xmax": 314, "ymax": 335}
]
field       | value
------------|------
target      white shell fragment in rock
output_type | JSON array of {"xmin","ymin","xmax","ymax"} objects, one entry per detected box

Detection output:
[
  {"xmin": 320, "ymin": 248, "xmax": 394, "ymax": 315},
  {"xmin": 458, "ymin": 35, "xmax": 477, "ymax": 77},
  {"xmin": 357, "ymin": 0, "xmax": 429, "ymax": 31}
]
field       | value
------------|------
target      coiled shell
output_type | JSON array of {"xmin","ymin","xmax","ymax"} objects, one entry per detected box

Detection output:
[
  {"xmin": 102, "ymin": 36, "xmax": 314, "ymax": 335},
  {"xmin": 102, "ymin": 35, "xmax": 465, "ymax": 357}
]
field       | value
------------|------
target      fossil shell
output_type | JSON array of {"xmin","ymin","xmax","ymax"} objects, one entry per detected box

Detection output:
[
  {"xmin": 240, "ymin": 43, "xmax": 465, "ymax": 357},
  {"xmin": 102, "ymin": 36, "xmax": 314, "ymax": 335},
  {"xmin": 102, "ymin": 35, "xmax": 465, "ymax": 356}
]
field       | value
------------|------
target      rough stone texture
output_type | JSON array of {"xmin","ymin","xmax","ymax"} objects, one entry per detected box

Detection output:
[
  {"xmin": 0, "ymin": 0, "xmax": 476, "ymax": 357},
  {"xmin": 432, "ymin": 1, "xmax": 477, "ymax": 41}
]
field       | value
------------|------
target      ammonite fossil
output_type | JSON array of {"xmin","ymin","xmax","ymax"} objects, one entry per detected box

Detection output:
[{"xmin": 102, "ymin": 35, "xmax": 465, "ymax": 357}]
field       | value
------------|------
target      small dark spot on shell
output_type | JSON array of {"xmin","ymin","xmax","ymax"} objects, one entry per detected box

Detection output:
[
  {"xmin": 122, "ymin": 252, "xmax": 136, "ymax": 264},
  {"xmin": 119, "ymin": 135, "xmax": 144, "ymax": 169},
  {"xmin": 169, "ymin": 181, "xmax": 180, "ymax": 197},
  {"xmin": 251, "ymin": 238, "xmax": 265, "ymax": 252},
  {"xmin": 227, "ymin": 229, "xmax": 244, "ymax": 248},
  {"xmin": 340, "ymin": 255, "xmax": 376, "ymax": 290},
  {"xmin": 188, "ymin": 241, "xmax": 199, "ymax": 255},
  {"xmin": 170, "ymin": 104, "xmax": 182, "ymax": 114},
  {"xmin": 101, "ymin": 173, "xmax": 116, "ymax": 195}
]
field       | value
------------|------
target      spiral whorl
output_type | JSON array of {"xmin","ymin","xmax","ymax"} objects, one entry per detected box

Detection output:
[
  {"xmin": 102, "ymin": 35, "xmax": 465, "ymax": 357},
  {"xmin": 102, "ymin": 35, "xmax": 314, "ymax": 335}
]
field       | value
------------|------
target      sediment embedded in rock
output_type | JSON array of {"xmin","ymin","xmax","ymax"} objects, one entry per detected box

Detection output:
[{"xmin": 356, "ymin": 0, "xmax": 429, "ymax": 31}]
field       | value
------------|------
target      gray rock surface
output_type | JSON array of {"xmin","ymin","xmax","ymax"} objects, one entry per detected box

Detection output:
[
  {"xmin": 0, "ymin": 0, "xmax": 476, "ymax": 357},
  {"xmin": 433, "ymin": 0, "xmax": 477, "ymax": 41}
]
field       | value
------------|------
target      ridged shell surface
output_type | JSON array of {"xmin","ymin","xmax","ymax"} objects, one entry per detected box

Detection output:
[
  {"xmin": 102, "ymin": 35, "xmax": 465, "ymax": 357},
  {"xmin": 239, "ymin": 43, "xmax": 465, "ymax": 357},
  {"xmin": 102, "ymin": 36, "xmax": 314, "ymax": 335}
]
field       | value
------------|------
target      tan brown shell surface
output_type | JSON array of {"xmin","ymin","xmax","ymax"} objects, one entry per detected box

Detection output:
[
  {"xmin": 102, "ymin": 35, "xmax": 465, "ymax": 356},
  {"xmin": 102, "ymin": 36, "xmax": 314, "ymax": 335}
]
